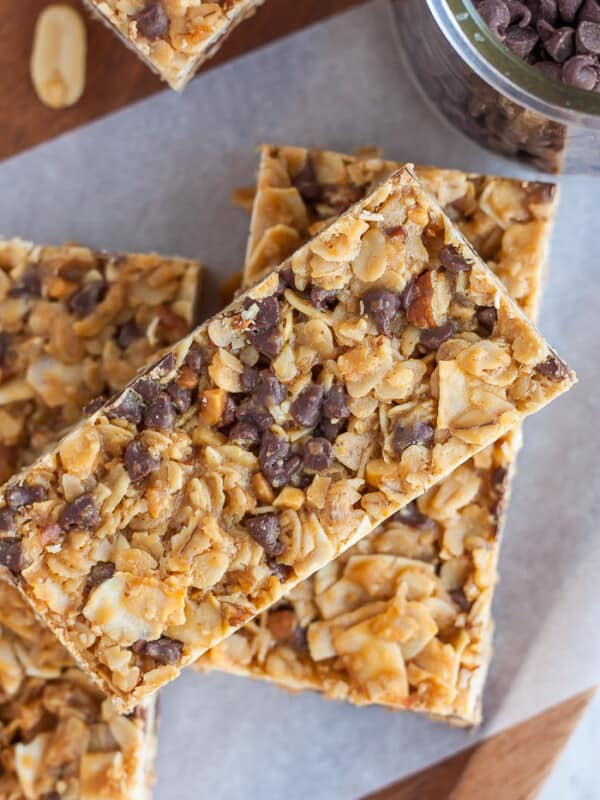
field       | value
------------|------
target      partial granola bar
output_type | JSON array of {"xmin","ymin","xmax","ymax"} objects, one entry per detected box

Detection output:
[
  {"xmin": 82, "ymin": 0, "xmax": 265, "ymax": 91},
  {"xmin": 0, "ymin": 580, "xmax": 157, "ymax": 799},
  {"xmin": 0, "ymin": 239, "xmax": 201, "ymax": 485},
  {"xmin": 196, "ymin": 146, "xmax": 557, "ymax": 724},
  {"xmin": 0, "ymin": 167, "xmax": 574, "ymax": 712}
]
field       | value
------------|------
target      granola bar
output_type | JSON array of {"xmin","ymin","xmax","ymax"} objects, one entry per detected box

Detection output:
[
  {"xmin": 82, "ymin": 0, "xmax": 265, "ymax": 91},
  {"xmin": 197, "ymin": 146, "xmax": 557, "ymax": 724},
  {"xmin": 0, "ymin": 239, "xmax": 201, "ymax": 485},
  {"xmin": 0, "ymin": 167, "xmax": 574, "ymax": 712},
  {"xmin": 0, "ymin": 579, "xmax": 157, "ymax": 799}
]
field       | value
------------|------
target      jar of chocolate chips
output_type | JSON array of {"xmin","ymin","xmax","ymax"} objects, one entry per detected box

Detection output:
[{"xmin": 391, "ymin": 0, "xmax": 600, "ymax": 172}]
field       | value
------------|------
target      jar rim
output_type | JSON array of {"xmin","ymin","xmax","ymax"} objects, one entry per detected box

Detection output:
[{"xmin": 427, "ymin": 0, "xmax": 600, "ymax": 127}]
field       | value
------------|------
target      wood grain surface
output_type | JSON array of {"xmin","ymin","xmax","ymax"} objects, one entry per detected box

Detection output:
[
  {"xmin": 0, "ymin": 0, "xmax": 367, "ymax": 162},
  {"xmin": 362, "ymin": 689, "xmax": 596, "ymax": 800}
]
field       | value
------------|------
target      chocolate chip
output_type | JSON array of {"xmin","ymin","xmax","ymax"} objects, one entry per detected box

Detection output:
[
  {"xmin": 558, "ymin": 0, "xmax": 584, "ymax": 21},
  {"xmin": 318, "ymin": 418, "xmax": 346, "ymax": 442},
  {"xmin": 536, "ymin": 0, "xmax": 559, "ymax": 24},
  {"xmin": 450, "ymin": 589, "xmax": 472, "ymax": 612},
  {"xmin": 309, "ymin": 285, "xmax": 338, "ymax": 311},
  {"xmin": 5, "ymin": 483, "xmax": 47, "ymax": 510},
  {"xmin": 134, "ymin": 637, "xmax": 183, "ymax": 665},
  {"xmin": 85, "ymin": 562, "xmax": 115, "ymax": 595},
  {"xmin": 117, "ymin": 320, "xmax": 143, "ymax": 349},
  {"xmin": 132, "ymin": 377, "xmax": 160, "ymax": 403},
  {"xmin": 68, "ymin": 280, "xmax": 107, "ymax": 316},
  {"xmin": 109, "ymin": 391, "xmax": 144, "ymax": 426},
  {"xmin": 266, "ymin": 558, "xmax": 293, "ymax": 583},
  {"xmin": 400, "ymin": 275, "xmax": 418, "ymax": 312},
  {"xmin": 59, "ymin": 493, "xmax": 100, "ymax": 531},
  {"xmin": 0, "ymin": 509, "xmax": 15, "ymax": 534},
  {"xmin": 323, "ymin": 384, "xmax": 350, "ymax": 420},
  {"xmin": 506, "ymin": 0, "xmax": 533, "ymax": 26},
  {"xmin": 152, "ymin": 352, "xmax": 176, "ymax": 376},
  {"xmin": 392, "ymin": 420, "xmax": 434, "ymax": 456},
  {"xmin": 439, "ymin": 244, "xmax": 471, "ymax": 273},
  {"xmin": 303, "ymin": 437, "xmax": 333, "ymax": 471},
  {"xmin": 84, "ymin": 395, "xmax": 107, "ymax": 416},
  {"xmin": 247, "ymin": 297, "xmax": 283, "ymax": 359},
  {"xmin": 392, "ymin": 500, "xmax": 433, "ymax": 529},
  {"xmin": 236, "ymin": 397, "xmax": 273, "ymax": 432},
  {"xmin": 576, "ymin": 19, "xmax": 600, "ymax": 52},
  {"xmin": 133, "ymin": 1, "xmax": 169, "ymax": 39},
  {"xmin": 185, "ymin": 345, "xmax": 205, "ymax": 373},
  {"xmin": 144, "ymin": 393, "xmax": 176, "ymax": 429},
  {"xmin": 9, "ymin": 266, "xmax": 42, "ymax": 298},
  {"xmin": 0, "ymin": 538, "xmax": 22, "ymax": 574},
  {"xmin": 240, "ymin": 367, "xmax": 258, "ymax": 392},
  {"xmin": 245, "ymin": 514, "xmax": 284, "ymax": 557},
  {"xmin": 492, "ymin": 465, "xmax": 509, "ymax": 490},
  {"xmin": 476, "ymin": 305, "xmax": 498, "ymax": 335},
  {"xmin": 218, "ymin": 395, "xmax": 237, "ymax": 428},
  {"xmin": 563, "ymin": 53, "xmax": 599, "ymax": 85},
  {"xmin": 124, "ymin": 440, "xmax": 160, "ymax": 482},
  {"xmin": 167, "ymin": 382, "xmax": 192, "ymax": 414},
  {"xmin": 420, "ymin": 320, "xmax": 457, "ymax": 350},
  {"xmin": 292, "ymin": 158, "xmax": 321, "ymax": 202},
  {"xmin": 505, "ymin": 24, "xmax": 540, "ymax": 56},
  {"xmin": 229, "ymin": 421, "xmax": 261, "ymax": 448},
  {"xmin": 528, "ymin": 182, "xmax": 557, "ymax": 204},
  {"xmin": 477, "ymin": 0, "xmax": 511, "ymax": 38},
  {"xmin": 362, "ymin": 289, "xmax": 401, "ymax": 336},
  {"xmin": 290, "ymin": 385, "xmax": 324, "ymax": 428},
  {"xmin": 544, "ymin": 24, "xmax": 575, "ymax": 59},
  {"xmin": 535, "ymin": 353, "xmax": 570, "ymax": 380},
  {"xmin": 259, "ymin": 431, "xmax": 300, "ymax": 488},
  {"xmin": 320, "ymin": 183, "xmax": 364, "ymax": 214},
  {"xmin": 0, "ymin": 332, "xmax": 11, "ymax": 366},
  {"xmin": 384, "ymin": 225, "xmax": 408, "ymax": 239},
  {"xmin": 580, "ymin": 0, "xmax": 600, "ymax": 22},
  {"xmin": 255, "ymin": 371, "xmax": 286, "ymax": 405},
  {"xmin": 279, "ymin": 266, "xmax": 296, "ymax": 291}
]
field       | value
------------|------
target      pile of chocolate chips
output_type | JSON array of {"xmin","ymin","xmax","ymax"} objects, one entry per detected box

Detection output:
[{"xmin": 475, "ymin": 0, "xmax": 600, "ymax": 91}]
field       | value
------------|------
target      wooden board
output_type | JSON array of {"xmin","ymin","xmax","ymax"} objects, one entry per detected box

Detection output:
[
  {"xmin": 362, "ymin": 689, "xmax": 596, "ymax": 800},
  {"xmin": 0, "ymin": 0, "xmax": 366, "ymax": 162}
]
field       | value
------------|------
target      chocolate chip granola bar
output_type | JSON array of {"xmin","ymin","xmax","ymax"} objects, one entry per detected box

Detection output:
[
  {"xmin": 0, "ymin": 579, "xmax": 157, "ymax": 799},
  {"xmin": 82, "ymin": 0, "xmax": 265, "ymax": 91},
  {"xmin": 196, "ymin": 146, "xmax": 559, "ymax": 724},
  {"xmin": 0, "ymin": 167, "xmax": 574, "ymax": 712}
]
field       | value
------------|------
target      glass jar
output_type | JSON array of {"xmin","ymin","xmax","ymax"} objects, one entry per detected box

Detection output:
[{"xmin": 391, "ymin": 0, "xmax": 600, "ymax": 173}]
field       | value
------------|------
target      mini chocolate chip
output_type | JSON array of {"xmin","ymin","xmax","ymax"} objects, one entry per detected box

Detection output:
[
  {"xmin": 68, "ymin": 280, "xmax": 107, "ymax": 316},
  {"xmin": 309, "ymin": 285, "xmax": 338, "ymax": 311},
  {"xmin": 153, "ymin": 352, "xmax": 176, "ymax": 375},
  {"xmin": 535, "ymin": 353, "xmax": 570, "ymax": 380},
  {"xmin": 476, "ymin": 305, "xmax": 498, "ymax": 335},
  {"xmin": 477, "ymin": 0, "xmax": 511, "ymax": 38},
  {"xmin": 292, "ymin": 159, "xmax": 321, "ymax": 202},
  {"xmin": 303, "ymin": 437, "xmax": 333, "ymax": 471},
  {"xmin": 492, "ymin": 466, "xmax": 509, "ymax": 490},
  {"xmin": 255, "ymin": 371, "xmax": 286, "ymax": 405},
  {"xmin": 562, "ymin": 53, "xmax": 599, "ymax": 87},
  {"xmin": 144, "ymin": 393, "xmax": 176, "ymax": 429},
  {"xmin": 247, "ymin": 297, "xmax": 283, "ymax": 359},
  {"xmin": 439, "ymin": 244, "xmax": 471, "ymax": 273},
  {"xmin": 59, "ymin": 493, "xmax": 100, "ymax": 531},
  {"xmin": 0, "ymin": 509, "xmax": 15, "ymax": 534},
  {"xmin": 450, "ymin": 589, "xmax": 472, "ymax": 612},
  {"xmin": 279, "ymin": 266, "xmax": 296, "ymax": 290},
  {"xmin": 236, "ymin": 397, "xmax": 273, "ymax": 432},
  {"xmin": 0, "ymin": 538, "xmax": 22, "ymax": 574},
  {"xmin": 5, "ymin": 483, "xmax": 47, "ymax": 510},
  {"xmin": 323, "ymin": 384, "xmax": 350, "ymax": 420},
  {"xmin": 84, "ymin": 395, "xmax": 107, "ymax": 416},
  {"xmin": 132, "ymin": 377, "xmax": 160, "ymax": 403},
  {"xmin": 400, "ymin": 275, "xmax": 418, "ymax": 312},
  {"xmin": 167, "ymin": 382, "xmax": 192, "ymax": 413},
  {"xmin": 124, "ymin": 440, "xmax": 160, "ymax": 482},
  {"xmin": 133, "ymin": 1, "xmax": 169, "ymax": 39},
  {"xmin": 85, "ymin": 562, "xmax": 116, "ymax": 595},
  {"xmin": 0, "ymin": 332, "xmax": 11, "ymax": 366},
  {"xmin": 576, "ymin": 20, "xmax": 600, "ymax": 52},
  {"xmin": 544, "ymin": 25, "xmax": 575, "ymax": 60},
  {"xmin": 245, "ymin": 514, "xmax": 284, "ymax": 556},
  {"xmin": 506, "ymin": 0, "xmax": 533, "ymax": 26},
  {"xmin": 240, "ymin": 367, "xmax": 258, "ymax": 392},
  {"xmin": 290, "ymin": 385, "xmax": 324, "ymax": 428},
  {"xmin": 117, "ymin": 320, "xmax": 143, "ymax": 349},
  {"xmin": 392, "ymin": 500, "xmax": 433, "ymax": 529},
  {"xmin": 318, "ymin": 418, "xmax": 346, "ymax": 442},
  {"xmin": 259, "ymin": 431, "xmax": 300, "ymax": 487},
  {"xmin": 537, "ymin": 0, "xmax": 559, "ymax": 24},
  {"xmin": 134, "ymin": 637, "xmax": 184, "ymax": 665},
  {"xmin": 185, "ymin": 345, "xmax": 205, "ymax": 373},
  {"xmin": 392, "ymin": 420, "xmax": 434, "ymax": 456},
  {"xmin": 362, "ymin": 289, "xmax": 401, "ymax": 336},
  {"xmin": 558, "ymin": 0, "xmax": 583, "ymax": 22},
  {"xmin": 505, "ymin": 24, "xmax": 540, "ymax": 56},
  {"xmin": 528, "ymin": 182, "xmax": 557, "ymax": 204},
  {"xmin": 218, "ymin": 395, "xmax": 237, "ymax": 428},
  {"xmin": 9, "ymin": 266, "xmax": 42, "ymax": 298},
  {"xmin": 384, "ymin": 225, "xmax": 408, "ymax": 239},
  {"xmin": 229, "ymin": 421, "xmax": 261, "ymax": 448},
  {"xmin": 108, "ymin": 391, "xmax": 144, "ymax": 426},
  {"xmin": 420, "ymin": 320, "xmax": 457, "ymax": 350},
  {"xmin": 580, "ymin": 0, "xmax": 600, "ymax": 23},
  {"xmin": 267, "ymin": 558, "xmax": 293, "ymax": 583},
  {"xmin": 320, "ymin": 183, "xmax": 364, "ymax": 214}
]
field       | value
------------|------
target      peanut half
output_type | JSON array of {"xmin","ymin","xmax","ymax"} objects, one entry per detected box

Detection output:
[{"xmin": 30, "ymin": 5, "xmax": 87, "ymax": 109}]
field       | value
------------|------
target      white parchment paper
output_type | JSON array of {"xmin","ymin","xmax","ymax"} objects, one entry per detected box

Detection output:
[{"xmin": 0, "ymin": 2, "xmax": 598, "ymax": 797}]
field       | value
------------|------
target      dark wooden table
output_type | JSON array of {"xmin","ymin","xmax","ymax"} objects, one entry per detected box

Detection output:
[{"xmin": 0, "ymin": 2, "xmax": 594, "ymax": 796}]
